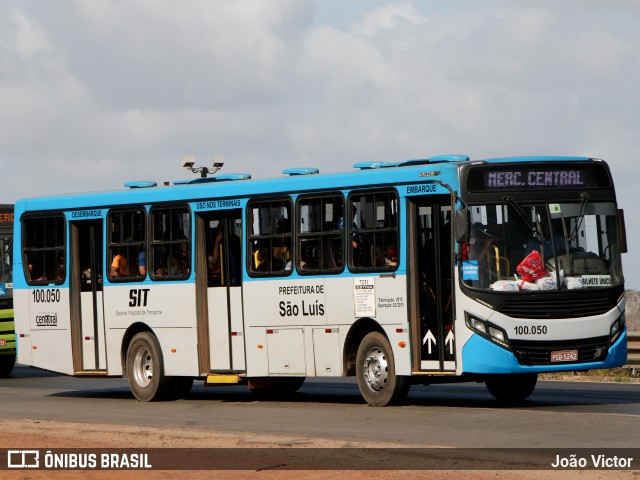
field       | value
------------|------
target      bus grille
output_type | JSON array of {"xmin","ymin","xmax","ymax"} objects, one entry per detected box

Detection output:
[
  {"xmin": 510, "ymin": 336, "xmax": 610, "ymax": 366},
  {"xmin": 498, "ymin": 297, "xmax": 614, "ymax": 319}
]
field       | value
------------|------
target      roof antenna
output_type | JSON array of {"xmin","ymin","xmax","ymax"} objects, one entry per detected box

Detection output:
[{"xmin": 181, "ymin": 155, "xmax": 224, "ymax": 178}]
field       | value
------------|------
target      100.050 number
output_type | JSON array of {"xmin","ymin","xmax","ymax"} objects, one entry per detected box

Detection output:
[
  {"xmin": 32, "ymin": 289, "xmax": 61, "ymax": 303},
  {"xmin": 513, "ymin": 325, "xmax": 547, "ymax": 335}
]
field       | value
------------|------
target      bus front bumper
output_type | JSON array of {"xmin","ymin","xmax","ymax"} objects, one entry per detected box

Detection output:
[{"xmin": 461, "ymin": 330, "xmax": 627, "ymax": 374}]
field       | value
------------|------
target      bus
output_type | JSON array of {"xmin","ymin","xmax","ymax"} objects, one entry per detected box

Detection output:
[
  {"xmin": 0, "ymin": 205, "xmax": 15, "ymax": 377},
  {"xmin": 13, "ymin": 155, "xmax": 628, "ymax": 406}
]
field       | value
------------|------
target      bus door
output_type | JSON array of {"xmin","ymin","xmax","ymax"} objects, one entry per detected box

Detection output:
[
  {"xmin": 69, "ymin": 219, "xmax": 106, "ymax": 372},
  {"xmin": 409, "ymin": 196, "xmax": 455, "ymax": 372},
  {"xmin": 195, "ymin": 210, "xmax": 245, "ymax": 374}
]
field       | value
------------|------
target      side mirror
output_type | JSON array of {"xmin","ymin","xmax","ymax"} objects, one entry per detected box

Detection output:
[
  {"xmin": 617, "ymin": 209, "xmax": 627, "ymax": 254},
  {"xmin": 455, "ymin": 208, "xmax": 469, "ymax": 244}
]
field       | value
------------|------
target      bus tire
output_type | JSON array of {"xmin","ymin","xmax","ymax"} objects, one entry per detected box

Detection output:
[
  {"xmin": 485, "ymin": 373, "xmax": 538, "ymax": 403},
  {"xmin": 126, "ymin": 332, "xmax": 171, "ymax": 402},
  {"xmin": 0, "ymin": 355, "xmax": 15, "ymax": 378},
  {"xmin": 356, "ymin": 332, "xmax": 410, "ymax": 407}
]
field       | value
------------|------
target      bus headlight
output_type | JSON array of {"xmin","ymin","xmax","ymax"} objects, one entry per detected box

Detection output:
[
  {"xmin": 610, "ymin": 313, "xmax": 625, "ymax": 346},
  {"xmin": 467, "ymin": 316, "xmax": 487, "ymax": 334},
  {"xmin": 465, "ymin": 313, "xmax": 510, "ymax": 350}
]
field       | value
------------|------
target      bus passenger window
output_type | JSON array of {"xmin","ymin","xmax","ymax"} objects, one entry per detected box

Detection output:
[
  {"xmin": 296, "ymin": 193, "xmax": 344, "ymax": 274},
  {"xmin": 349, "ymin": 191, "xmax": 399, "ymax": 272},
  {"xmin": 22, "ymin": 215, "xmax": 66, "ymax": 285},
  {"xmin": 149, "ymin": 206, "xmax": 191, "ymax": 280},
  {"xmin": 107, "ymin": 208, "xmax": 146, "ymax": 281},
  {"xmin": 248, "ymin": 198, "xmax": 292, "ymax": 276}
]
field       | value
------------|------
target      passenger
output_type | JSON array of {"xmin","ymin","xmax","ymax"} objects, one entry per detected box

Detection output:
[
  {"xmin": 253, "ymin": 243, "xmax": 270, "ymax": 272},
  {"xmin": 167, "ymin": 244, "xmax": 189, "ymax": 276},
  {"xmin": 137, "ymin": 250, "xmax": 146, "ymax": 276},
  {"xmin": 54, "ymin": 257, "xmax": 66, "ymax": 281},
  {"xmin": 82, "ymin": 267, "xmax": 92, "ymax": 283},
  {"xmin": 468, "ymin": 223, "xmax": 499, "ymax": 287},
  {"xmin": 524, "ymin": 221, "xmax": 568, "ymax": 259},
  {"xmin": 384, "ymin": 243, "xmax": 398, "ymax": 267},
  {"xmin": 210, "ymin": 229, "xmax": 224, "ymax": 278},
  {"xmin": 211, "ymin": 228, "xmax": 241, "ymax": 284},
  {"xmin": 110, "ymin": 248, "xmax": 128, "ymax": 278},
  {"xmin": 29, "ymin": 263, "xmax": 47, "ymax": 282}
]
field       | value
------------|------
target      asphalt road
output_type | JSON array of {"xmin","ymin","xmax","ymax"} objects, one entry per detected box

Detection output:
[{"xmin": 2, "ymin": 365, "xmax": 640, "ymax": 449}]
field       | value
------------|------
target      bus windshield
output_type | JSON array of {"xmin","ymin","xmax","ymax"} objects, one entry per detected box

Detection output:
[{"xmin": 461, "ymin": 200, "xmax": 623, "ymax": 291}]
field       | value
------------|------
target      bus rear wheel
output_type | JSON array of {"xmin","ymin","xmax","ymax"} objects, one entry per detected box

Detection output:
[
  {"xmin": 485, "ymin": 373, "xmax": 538, "ymax": 403},
  {"xmin": 126, "ymin": 332, "xmax": 172, "ymax": 402},
  {"xmin": 356, "ymin": 332, "xmax": 410, "ymax": 407}
]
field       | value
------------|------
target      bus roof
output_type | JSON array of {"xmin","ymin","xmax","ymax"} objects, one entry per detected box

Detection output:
[{"xmin": 14, "ymin": 155, "xmax": 596, "ymax": 213}]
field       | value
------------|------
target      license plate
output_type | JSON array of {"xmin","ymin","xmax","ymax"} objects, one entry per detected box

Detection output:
[
  {"xmin": 0, "ymin": 339, "xmax": 5, "ymax": 347},
  {"xmin": 550, "ymin": 349, "xmax": 578, "ymax": 362}
]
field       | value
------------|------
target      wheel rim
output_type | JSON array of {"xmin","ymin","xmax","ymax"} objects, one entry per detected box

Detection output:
[
  {"xmin": 132, "ymin": 345, "xmax": 153, "ymax": 388},
  {"xmin": 362, "ymin": 346, "xmax": 388, "ymax": 392}
]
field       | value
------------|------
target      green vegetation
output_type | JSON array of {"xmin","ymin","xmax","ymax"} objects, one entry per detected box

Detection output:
[{"xmin": 541, "ymin": 368, "xmax": 640, "ymax": 383}]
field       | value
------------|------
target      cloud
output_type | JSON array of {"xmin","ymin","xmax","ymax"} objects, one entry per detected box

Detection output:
[
  {"xmin": 1, "ymin": 1, "xmax": 638, "ymax": 287},
  {"xmin": 28, "ymin": 0, "xmax": 312, "ymax": 111}
]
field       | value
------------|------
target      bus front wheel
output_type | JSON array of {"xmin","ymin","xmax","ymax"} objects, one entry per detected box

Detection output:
[
  {"xmin": 126, "ymin": 332, "xmax": 172, "ymax": 402},
  {"xmin": 485, "ymin": 373, "xmax": 538, "ymax": 403},
  {"xmin": 356, "ymin": 332, "xmax": 410, "ymax": 407}
]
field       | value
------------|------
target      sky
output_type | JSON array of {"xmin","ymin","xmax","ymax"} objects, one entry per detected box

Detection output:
[{"xmin": 1, "ymin": 0, "xmax": 639, "ymax": 289}]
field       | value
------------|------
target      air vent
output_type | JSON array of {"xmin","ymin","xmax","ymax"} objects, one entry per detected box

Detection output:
[
  {"xmin": 124, "ymin": 181, "xmax": 157, "ymax": 189},
  {"xmin": 429, "ymin": 154, "xmax": 469, "ymax": 162},
  {"xmin": 283, "ymin": 168, "xmax": 319, "ymax": 176},
  {"xmin": 353, "ymin": 161, "xmax": 398, "ymax": 170}
]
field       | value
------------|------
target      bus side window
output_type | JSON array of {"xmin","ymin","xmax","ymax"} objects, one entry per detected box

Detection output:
[
  {"xmin": 149, "ymin": 206, "xmax": 190, "ymax": 281},
  {"xmin": 107, "ymin": 208, "xmax": 146, "ymax": 281},
  {"xmin": 296, "ymin": 194, "xmax": 344, "ymax": 274},
  {"xmin": 248, "ymin": 199, "xmax": 292, "ymax": 276},
  {"xmin": 349, "ymin": 191, "xmax": 399, "ymax": 272},
  {"xmin": 22, "ymin": 215, "xmax": 66, "ymax": 285}
]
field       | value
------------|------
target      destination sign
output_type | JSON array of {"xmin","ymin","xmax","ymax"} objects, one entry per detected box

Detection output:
[
  {"xmin": 488, "ymin": 169, "xmax": 587, "ymax": 188},
  {"xmin": 466, "ymin": 164, "xmax": 611, "ymax": 192},
  {"xmin": 0, "ymin": 210, "xmax": 13, "ymax": 223}
]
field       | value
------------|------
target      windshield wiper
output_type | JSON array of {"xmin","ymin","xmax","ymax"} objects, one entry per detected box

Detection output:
[
  {"xmin": 568, "ymin": 192, "xmax": 590, "ymax": 243},
  {"xmin": 504, "ymin": 196, "xmax": 542, "ymax": 242}
]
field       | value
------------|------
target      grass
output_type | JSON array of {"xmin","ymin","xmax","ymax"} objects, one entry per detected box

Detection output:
[{"xmin": 541, "ymin": 367, "xmax": 640, "ymax": 383}]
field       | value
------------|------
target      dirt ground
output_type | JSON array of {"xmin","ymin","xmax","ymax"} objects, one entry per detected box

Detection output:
[{"xmin": 0, "ymin": 419, "xmax": 636, "ymax": 480}]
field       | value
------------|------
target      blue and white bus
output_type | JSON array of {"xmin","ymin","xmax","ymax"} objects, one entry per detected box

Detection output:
[{"xmin": 13, "ymin": 155, "xmax": 628, "ymax": 406}]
